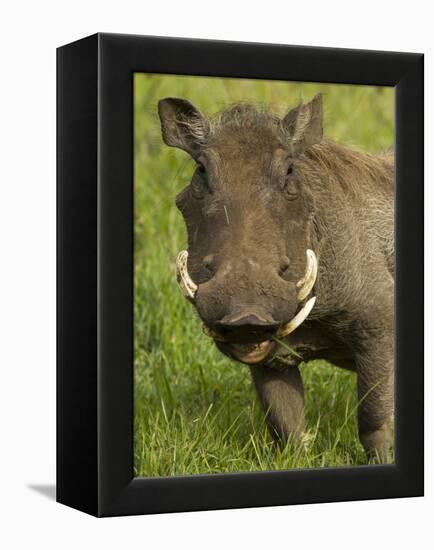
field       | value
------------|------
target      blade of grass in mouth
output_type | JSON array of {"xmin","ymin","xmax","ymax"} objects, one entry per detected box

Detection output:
[{"xmin": 272, "ymin": 336, "xmax": 303, "ymax": 360}]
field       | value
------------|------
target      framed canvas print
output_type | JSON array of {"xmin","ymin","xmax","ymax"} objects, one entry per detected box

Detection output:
[{"xmin": 57, "ymin": 33, "xmax": 424, "ymax": 516}]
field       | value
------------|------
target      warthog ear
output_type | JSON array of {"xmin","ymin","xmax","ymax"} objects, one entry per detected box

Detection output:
[
  {"xmin": 158, "ymin": 97, "xmax": 207, "ymax": 157},
  {"xmin": 283, "ymin": 94, "xmax": 323, "ymax": 153}
]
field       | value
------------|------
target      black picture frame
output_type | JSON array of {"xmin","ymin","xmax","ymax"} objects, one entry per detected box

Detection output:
[{"xmin": 57, "ymin": 33, "xmax": 424, "ymax": 517}]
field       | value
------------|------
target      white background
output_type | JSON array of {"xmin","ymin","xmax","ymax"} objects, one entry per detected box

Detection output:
[{"xmin": 0, "ymin": 1, "xmax": 432, "ymax": 548}]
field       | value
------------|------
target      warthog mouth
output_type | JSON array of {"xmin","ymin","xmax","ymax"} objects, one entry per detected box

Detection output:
[
  {"xmin": 174, "ymin": 249, "xmax": 318, "ymax": 365},
  {"xmin": 202, "ymin": 296, "xmax": 316, "ymax": 365},
  {"xmin": 215, "ymin": 339, "xmax": 276, "ymax": 365},
  {"xmin": 202, "ymin": 323, "xmax": 277, "ymax": 364}
]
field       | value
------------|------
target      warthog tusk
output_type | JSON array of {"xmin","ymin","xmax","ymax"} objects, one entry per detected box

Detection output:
[
  {"xmin": 296, "ymin": 249, "xmax": 318, "ymax": 302},
  {"xmin": 275, "ymin": 296, "xmax": 316, "ymax": 338},
  {"xmin": 175, "ymin": 250, "xmax": 198, "ymax": 299}
]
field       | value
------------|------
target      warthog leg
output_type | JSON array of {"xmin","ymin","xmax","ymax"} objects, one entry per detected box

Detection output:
[
  {"xmin": 249, "ymin": 364, "xmax": 304, "ymax": 442},
  {"xmin": 356, "ymin": 331, "xmax": 394, "ymax": 463}
]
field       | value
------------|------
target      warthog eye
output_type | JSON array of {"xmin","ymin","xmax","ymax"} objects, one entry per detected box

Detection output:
[
  {"xmin": 197, "ymin": 162, "xmax": 206, "ymax": 174},
  {"xmin": 191, "ymin": 163, "xmax": 208, "ymax": 199},
  {"xmin": 284, "ymin": 164, "xmax": 298, "ymax": 200}
]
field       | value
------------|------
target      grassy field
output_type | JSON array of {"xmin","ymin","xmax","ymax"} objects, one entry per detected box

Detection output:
[{"xmin": 134, "ymin": 74, "xmax": 394, "ymax": 477}]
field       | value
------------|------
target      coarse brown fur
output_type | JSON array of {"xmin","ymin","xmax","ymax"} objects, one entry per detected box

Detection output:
[{"xmin": 158, "ymin": 95, "xmax": 394, "ymax": 462}]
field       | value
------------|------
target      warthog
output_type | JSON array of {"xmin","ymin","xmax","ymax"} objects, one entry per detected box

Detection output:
[{"xmin": 158, "ymin": 94, "xmax": 394, "ymax": 461}]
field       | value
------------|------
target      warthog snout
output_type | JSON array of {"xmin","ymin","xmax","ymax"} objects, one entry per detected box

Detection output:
[
  {"xmin": 176, "ymin": 248, "xmax": 318, "ymax": 364},
  {"xmin": 215, "ymin": 310, "xmax": 280, "ymax": 342}
]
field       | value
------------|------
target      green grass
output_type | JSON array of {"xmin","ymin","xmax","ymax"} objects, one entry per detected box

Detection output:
[{"xmin": 134, "ymin": 74, "xmax": 394, "ymax": 477}]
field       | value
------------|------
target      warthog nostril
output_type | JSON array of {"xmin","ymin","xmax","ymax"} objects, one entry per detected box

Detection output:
[
  {"xmin": 279, "ymin": 256, "xmax": 291, "ymax": 276},
  {"xmin": 215, "ymin": 312, "xmax": 280, "ymax": 335},
  {"xmin": 203, "ymin": 254, "xmax": 216, "ymax": 274}
]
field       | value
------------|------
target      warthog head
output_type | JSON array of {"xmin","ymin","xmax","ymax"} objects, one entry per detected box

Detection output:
[{"xmin": 158, "ymin": 95, "xmax": 323, "ymax": 365}]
